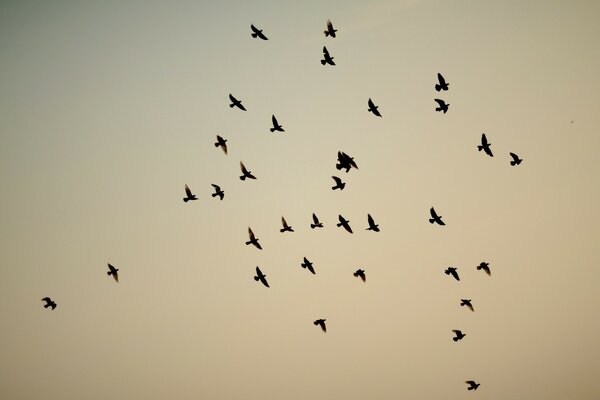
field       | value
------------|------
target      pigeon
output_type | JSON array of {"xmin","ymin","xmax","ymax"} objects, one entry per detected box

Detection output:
[
  {"xmin": 314, "ymin": 319, "xmax": 327, "ymax": 332},
  {"xmin": 460, "ymin": 299, "xmax": 474, "ymax": 312},
  {"xmin": 229, "ymin": 94, "xmax": 246, "ymax": 111},
  {"xmin": 270, "ymin": 115, "xmax": 284, "ymax": 132},
  {"xmin": 337, "ymin": 215, "xmax": 353, "ymax": 233},
  {"xmin": 368, "ymin": 98, "xmax": 382, "ymax": 117},
  {"xmin": 429, "ymin": 207, "xmax": 445, "ymax": 225},
  {"xmin": 445, "ymin": 267, "xmax": 460, "ymax": 281},
  {"xmin": 353, "ymin": 269, "xmax": 366, "ymax": 282},
  {"xmin": 183, "ymin": 184, "xmax": 198, "ymax": 202},
  {"xmin": 324, "ymin": 19, "xmax": 337, "ymax": 38},
  {"xmin": 211, "ymin": 184, "xmax": 224, "ymax": 200},
  {"xmin": 366, "ymin": 214, "xmax": 380, "ymax": 232},
  {"xmin": 435, "ymin": 73, "xmax": 449, "ymax": 91},
  {"xmin": 434, "ymin": 98, "xmax": 449, "ymax": 113},
  {"xmin": 239, "ymin": 162, "xmax": 256, "ymax": 180},
  {"xmin": 478, "ymin": 133, "xmax": 493, "ymax": 157},
  {"xmin": 246, "ymin": 227, "xmax": 262, "ymax": 250},
  {"xmin": 41, "ymin": 297, "xmax": 56, "ymax": 310},
  {"xmin": 310, "ymin": 213, "xmax": 324, "ymax": 229},
  {"xmin": 477, "ymin": 262, "xmax": 491, "ymax": 276},
  {"xmin": 250, "ymin": 24, "xmax": 268, "ymax": 40},
  {"xmin": 452, "ymin": 330, "xmax": 466, "ymax": 342},
  {"xmin": 301, "ymin": 257, "xmax": 315, "ymax": 275},
  {"xmin": 254, "ymin": 266, "xmax": 269, "ymax": 288},
  {"xmin": 280, "ymin": 217, "xmax": 294, "ymax": 233},
  {"xmin": 465, "ymin": 381, "xmax": 480, "ymax": 391},
  {"xmin": 107, "ymin": 263, "xmax": 119, "ymax": 283},
  {"xmin": 215, "ymin": 135, "xmax": 228, "ymax": 154},
  {"xmin": 336, "ymin": 151, "xmax": 358, "ymax": 172},
  {"xmin": 331, "ymin": 176, "xmax": 346, "ymax": 190},
  {"xmin": 321, "ymin": 46, "xmax": 335, "ymax": 66},
  {"xmin": 509, "ymin": 152, "xmax": 522, "ymax": 166}
]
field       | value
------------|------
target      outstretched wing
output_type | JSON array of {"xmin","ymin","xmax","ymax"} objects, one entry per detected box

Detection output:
[
  {"xmin": 323, "ymin": 46, "xmax": 330, "ymax": 57},
  {"xmin": 368, "ymin": 98, "xmax": 375, "ymax": 108},
  {"xmin": 185, "ymin": 184, "xmax": 193, "ymax": 197},
  {"xmin": 438, "ymin": 73, "xmax": 446, "ymax": 85},
  {"xmin": 41, "ymin": 297, "xmax": 51, "ymax": 302},
  {"xmin": 272, "ymin": 115, "xmax": 278, "ymax": 126},
  {"xmin": 430, "ymin": 207, "xmax": 438, "ymax": 219},
  {"xmin": 434, "ymin": 98, "xmax": 445, "ymax": 106},
  {"xmin": 250, "ymin": 24, "xmax": 258, "ymax": 33},
  {"xmin": 481, "ymin": 133, "xmax": 489, "ymax": 146},
  {"xmin": 229, "ymin": 93, "xmax": 236, "ymax": 103},
  {"xmin": 332, "ymin": 176, "xmax": 342, "ymax": 185},
  {"xmin": 240, "ymin": 162, "xmax": 248, "ymax": 174},
  {"xmin": 248, "ymin": 227, "xmax": 255, "ymax": 241},
  {"xmin": 327, "ymin": 19, "xmax": 333, "ymax": 31},
  {"xmin": 281, "ymin": 216, "xmax": 288, "ymax": 227},
  {"xmin": 367, "ymin": 214, "xmax": 374, "ymax": 226},
  {"xmin": 211, "ymin": 184, "xmax": 220, "ymax": 191},
  {"xmin": 312, "ymin": 213, "xmax": 319, "ymax": 224}
]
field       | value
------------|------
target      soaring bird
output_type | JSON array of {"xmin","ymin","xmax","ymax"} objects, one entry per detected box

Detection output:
[
  {"xmin": 324, "ymin": 19, "xmax": 337, "ymax": 38},
  {"xmin": 353, "ymin": 269, "xmax": 366, "ymax": 282},
  {"xmin": 368, "ymin": 98, "xmax": 382, "ymax": 117},
  {"xmin": 452, "ymin": 330, "xmax": 466, "ymax": 342},
  {"xmin": 336, "ymin": 151, "xmax": 358, "ymax": 172},
  {"xmin": 270, "ymin": 115, "xmax": 284, "ymax": 132},
  {"xmin": 211, "ymin": 184, "xmax": 224, "ymax": 200},
  {"xmin": 331, "ymin": 176, "xmax": 346, "ymax": 190},
  {"xmin": 280, "ymin": 217, "xmax": 294, "ymax": 233},
  {"xmin": 435, "ymin": 73, "xmax": 449, "ymax": 91},
  {"xmin": 250, "ymin": 24, "xmax": 268, "ymax": 40},
  {"xmin": 301, "ymin": 257, "xmax": 316, "ymax": 275},
  {"xmin": 229, "ymin": 94, "xmax": 247, "ymax": 111},
  {"xmin": 465, "ymin": 381, "xmax": 480, "ymax": 391},
  {"xmin": 429, "ymin": 207, "xmax": 445, "ymax": 225},
  {"xmin": 246, "ymin": 227, "xmax": 262, "ymax": 250},
  {"xmin": 215, "ymin": 135, "xmax": 228, "ymax": 154},
  {"xmin": 239, "ymin": 162, "xmax": 257, "ymax": 180},
  {"xmin": 337, "ymin": 215, "xmax": 353, "ymax": 233},
  {"xmin": 509, "ymin": 152, "xmax": 522, "ymax": 166},
  {"xmin": 366, "ymin": 214, "xmax": 380, "ymax": 232},
  {"xmin": 310, "ymin": 213, "xmax": 324, "ymax": 229},
  {"xmin": 321, "ymin": 46, "xmax": 335, "ymax": 66},
  {"xmin": 183, "ymin": 184, "xmax": 198, "ymax": 202},
  {"xmin": 434, "ymin": 98, "xmax": 449, "ymax": 114},
  {"xmin": 445, "ymin": 267, "xmax": 460, "ymax": 281},
  {"xmin": 478, "ymin": 133, "xmax": 493, "ymax": 157},
  {"xmin": 477, "ymin": 262, "xmax": 491, "ymax": 276},
  {"xmin": 41, "ymin": 297, "xmax": 56, "ymax": 310},
  {"xmin": 254, "ymin": 266, "xmax": 269, "ymax": 288},
  {"xmin": 460, "ymin": 299, "xmax": 474, "ymax": 312},
  {"xmin": 314, "ymin": 319, "xmax": 327, "ymax": 332},
  {"xmin": 107, "ymin": 263, "xmax": 119, "ymax": 283}
]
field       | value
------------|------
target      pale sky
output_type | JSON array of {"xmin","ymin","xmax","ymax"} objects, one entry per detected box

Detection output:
[{"xmin": 1, "ymin": 1, "xmax": 599, "ymax": 399}]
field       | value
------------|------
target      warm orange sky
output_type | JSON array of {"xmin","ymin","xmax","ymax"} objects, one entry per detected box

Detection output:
[{"xmin": 1, "ymin": 1, "xmax": 599, "ymax": 399}]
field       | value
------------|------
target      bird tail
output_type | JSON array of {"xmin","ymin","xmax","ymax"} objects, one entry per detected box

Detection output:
[
  {"xmin": 183, "ymin": 198, "xmax": 189, "ymax": 202},
  {"xmin": 428, "ymin": 218, "xmax": 435, "ymax": 223},
  {"xmin": 510, "ymin": 161, "xmax": 516, "ymax": 166},
  {"xmin": 435, "ymin": 84, "xmax": 441, "ymax": 91},
  {"xmin": 211, "ymin": 193, "xmax": 217, "ymax": 197},
  {"xmin": 453, "ymin": 337, "xmax": 459, "ymax": 342},
  {"xmin": 476, "ymin": 265, "xmax": 482, "ymax": 270},
  {"xmin": 245, "ymin": 241, "xmax": 251, "ymax": 245},
  {"xmin": 214, "ymin": 142, "xmax": 219, "ymax": 147},
  {"xmin": 310, "ymin": 224, "xmax": 316, "ymax": 229},
  {"xmin": 336, "ymin": 223, "xmax": 342, "ymax": 227},
  {"xmin": 229, "ymin": 104, "xmax": 235, "ymax": 108},
  {"xmin": 324, "ymin": 31, "xmax": 330, "ymax": 37},
  {"xmin": 107, "ymin": 271, "xmax": 112, "ymax": 276},
  {"xmin": 477, "ymin": 145, "xmax": 483, "ymax": 151},
  {"xmin": 240, "ymin": 176, "xmax": 246, "ymax": 181},
  {"xmin": 468, "ymin": 387, "xmax": 473, "ymax": 391},
  {"xmin": 251, "ymin": 33, "xmax": 258, "ymax": 38},
  {"xmin": 270, "ymin": 128, "xmax": 275, "ymax": 132},
  {"xmin": 445, "ymin": 270, "xmax": 450, "ymax": 275},
  {"xmin": 320, "ymin": 59, "xmax": 326, "ymax": 65},
  {"xmin": 253, "ymin": 276, "xmax": 259, "ymax": 281},
  {"xmin": 44, "ymin": 303, "xmax": 49, "ymax": 308}
]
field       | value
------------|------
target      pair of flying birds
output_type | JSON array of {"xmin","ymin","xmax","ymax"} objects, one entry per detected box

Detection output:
[
  {"xmin": 227, "ymin": 94, "xmax": 285, "ymax": 132},
  {"xmin": 434, "ymin": 73, "xmax": 450, "ymax": 113},
  {"xmin": 250, "ymin": 19, "xmax": 337, "ymax": 41},
  {"xmin": 478, "ymin": 133, "xmax": 523, "ymax": 165},
  {"xmin": 444, "ymin": 262, "xmax": 491, "ymax": 281},
  {"xmin": 184, "ymin": 184, "xmax": 224, "ymax": 202}
]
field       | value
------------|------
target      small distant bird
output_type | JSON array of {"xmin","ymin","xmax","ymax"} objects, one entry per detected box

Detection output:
[
  {"xmin": 353, "ymin": 269, "xmax": 366, "ymax": 282},
  {"xmin": 270, "ymin": 115, "xmax": 284, "ymax": 132},
  {"xmin": 336, "ymin": 151, "xmax": 358, "ymax": 172},
  {"xmin": 465, "ymin": 381, "xmax": 480, "ymax": 391},
  {"xmin": 321, "ymin": 46, "xmax": 335, "ymax": 66},
  {"xmin": 477, "ymin": 262, "xmax": 491, "ymax": 276},
  {"xmin": 460, "ymin": 299, "xmax": 474, "ymax": 312},
  {"xmin": 246, "ymin": 227, "xmax": 262, "ymax": 250},
  {"xmin": 435, "ymin": 73, "xmax": 449, "ymax": 91},
  {"xmin": 183, "ymin": 184, "xmax": 198, "ymax": 202},
  {"xmin": 280, "ymin": 217, "xmax": 294, "ymax": 233},
  {"xmin": 452, "ymin": 330, "xmax": 466, "ymax": 342},
  {"xmin": 331, "ymin": 176, "xmax": 346, "ymax": 190},
  {"xmin": 250, "ymin": 24, "xmax": 268, "ymax": 40},
  {"xmin": 434, "ymin": 98, "xmax": 449, "ymax": 114},
  {"xmin": 310, "ymin": 213, "xmax": 324, "ymax": 229},
  {"xmin": 509, "ymin": 152, "xmax": 522, "ymax": 166},
  {"xmin": 445, "ymin": 267, "xmax": 460, "ymax": 281},
  {"xmin": 215, "ymin": 135, "xmax": 228, "ymax": 154},
  {"xmin": 41, "ymin": 297, "xmax": 56, "ymax": 310},
  {"xmin": 107, "ymin": 263, "xmax": 119, "ymax": 283},
  {"xmin": 229, "ymin": 94, "xmax": 247, "ymax": 111},
  {"xmin": 368, "ymin": 98, "xmax": 382, "ymax": 117},
  {"xmin": 570, "ymin": 120, "xmax": 574, "ymax": 124},
  {"xmin": 314, "ymin": 319, "xmax": 327, "ymax": 332},
  {"xmin": 254, "ymin": 266, "xmax": 269, "ymax": 288},
  {"xmin": 324, "ymin": 19, "xmax": 337, "ymax": 38},
  {"xmin": 429, "ymin": 207, "xmax": 445, "ymax": 225},
  {"xmin": 239, "ymin": 162, "xmax": 257, "ymax": 180},
  {"xmin": 337, "ymin": 215, "xmax": 353, "ymax": 233},
  {"xmin": 301, "ymin": 257, "xmax": 315, "ymax": 274},
  {"xmin": 478, "ymin": 133, "xmax": 493, "ymax": 157},
  {"xmin": 211, "ymin": 184, "xmax": 224, "ymax": 200},
  {"xmin": 366, "ymin": 214, "xmax": 380, "ymax": 232}
]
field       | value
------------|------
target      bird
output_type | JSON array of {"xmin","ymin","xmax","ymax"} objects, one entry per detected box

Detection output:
[
  {"xmin": 239, "ymin": 162, "xmax": 256, "ymax": 180},
  {"xmin": 270, "ymin": 115, "xmax": 284, "ymax": 132},
  {"xmin": 337, "ymin": 215, "xmax": 353, "ymax": 233},
  {"xmin": 368, "ymin": 98, "xmax": 382, "ymax": 117},
  {"xmin": 429, "ymin": 207, "xmax": 445, "ymax": 225},
  {"xmin": 465, "ymin": 381, "xmax": 480, "ymax": 391},
  {"xmin": 434, "ymin": 98, "xmax": 449, "ymax": 113},
  {"xmin": 41, "ymin": 297, "xmax": 56, "ymax": 310},
  {"xmin": 250, "ymin": 24, "xmax": 268, "ymax": 40},
  {"xmin": 214, "ymin": 135, "xmax": 228, "ymax": 154},
  {"xmin": 314, "ymin": 319, "xmax": 327, "ymax": 332},
  {"xmin": 321, "ymin": 46, "xmax": 335, "ymax": 66},
  {"xmin": 452, "ymin": 330, "xmax": 466, "ymax": 342},
  {"xmin": 460, "ymin": 299, "xmax": 474, "ymax": 312},
  {"xmin": 246, "ymin": 227, "xmax": 262, "ymax": 250},
  {"xmin": 353, "ymin": 269, "xmax": 366, "ymax": 282},
  {"xmin": 301, "ymin": 257, "xmax": 316, "ymax": 274},
  {"xmin": 228, "ymin": 94, "xmax": 246, "ymax": 111},
  {"xmin": 324, "ymin": 19, "xmax": 337, "ymax": 37},
  {"xmin": 435, "ymin": 73, "xmax": 449, "ymax": 91},
  {"xmin": 310, "ymin": 213, "xmax": 324, "ymax": 229},
  {"xmin": 211, "ymin": 184, "xmax": 224, "ymax": 200},
  {"xmin": 478, "ymin": 133, "xmax": 493, "ymax": 157},
  {"xmin": 280, "ymin": 217, "xmax": 294, "ymax": 233},
  {"xmin": 107, "ymin": 263, "xmax": 119, "ymax": 283},
  {"xmin": 366, "ymin": 214, "xmax": 380, "ymax": 232},
  {"xmin": 183, "ymin": 184, "xmax": 198, "ymax": 202},
  {"xmin": 445, "ymin": 267, "xmax": 460, "ymax": 281},
  {"xmin": 331, "ymin": 176, "xmax": 346, "ymax": 190},
  {"xmin": 254, "ymin": 266, "xmax": 269, "ymax": 288},
  {"xmin": 477, "ymin": 262, "xmax": 491, "ymax": 276},
  {"xmin": 509, "ymin": 152, "xmax": 522, "ymax": 166},
  {"xmin": 336, "ymin": 151, "xmax": 358, "ymax": 172}
]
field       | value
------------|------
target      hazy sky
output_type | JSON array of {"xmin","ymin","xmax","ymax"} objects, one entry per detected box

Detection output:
[{"xmin": 1, "ymin": 1, "xmax": 599, "ymax": 399}]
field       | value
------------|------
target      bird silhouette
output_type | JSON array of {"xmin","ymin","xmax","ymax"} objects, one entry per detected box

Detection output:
[
  {"xmin": 280, "ymin": 217, "xmax": 294, "ymax": 233},
  {"xmin": 229, "ymin": 94, "xmax": 247, "ymax": 111},
  {"xmin": 107, "ymin": 263, "xmax": 119, "ymax": 283},
  {"xmin": 310, "ymin": 213, "xmax": 324, "ymax": 229},
  {"xmin": 460, "ymin": 299, "xmax": 474, "ymax": 311},
  {"xmin": 478, "ymin": 133, "xmax": 493, "ymax": 157},
  {"xmin": 435, "ymin": 73, "xmax": 449, "ymax": 91},
  {"xmin": 452, "ymin": 329, "xmax": 466, "ymax": 342},
  {"xmin": 314, "ymin": 319, "xmax": 327, "ymax": 332},
  {"xmin": 368, "ymin": 98, "xmax": 382, "ymax": 117},
  {"xmin": 337, "ymin": 215, "xmax": 353, "ymax": 233},
  {"xmin": 324, "ymin": 19, "xmax": 337, "ymax": 37},
  {"xmin": 321, "ymin": 46, "xmax": 335, "ymax": 65},
  {"xmin": 41, "ymin": 297, "xmax": 56, "ymax": 310},
  {"xmin": 465, "ymin": 381, "xmax": 480, "ymax": 391},
  {"xmin": 211, "ymin": 184, "xmax": 224, "ymax": 200},
  {"xmin": 183, "ymin": 184, "xmax": 198, "ymax": 202},
  {"xmin": 477, "ymin": 262, "xmax": 491, "ymax": 276},
  {"xmin": 239, "ymin": 162, "xmax": 257, "ymax": 180},
  {"xmin": 429, "ymin": 207, "xmax": 445, "ymax": 225},
  {"xmin": 246, "ymin": 227, "xmax": 262, "ymax": 250},
  {"xmin": 331, "ymin": 176, "xmax": 346, "ymax": 190},
  {"xmin": 215, "ymin": 135, "xmax": 228, "ymax": 154},
  {"xmin": 336, "ymin": 151, "xmax": 358, "ymax": 172},
  {"xmin": 509, "ymin": 152, "xmax": 522, "ymax": 166},
  {"xmin": 270, "ymin": 115, "xmax": 284, "ymax": 132},
  {"xmin": 254, "ymin": 266, "xmax": 269, "ymax": 288},
  {"xmin": 366, "ymin": 214, "xmax": 380, "ymax": 232},
  {"xmin": 301, "ymin": 257, "xmax": 316, "ymax": 274},
  {"xmin": 250, "ymin": 24, "xmax": 268, "ymax": 40},
  {"xmin": 445, "ymin": 267, "xmax": 460, "ymax": 281},
  {"xmin": 434, "ymin": 98, "xmax": 449, "ymax": 113},
  {"xmin": 353, "ymin": 269, "xmax": 366, "ymax": 282}
]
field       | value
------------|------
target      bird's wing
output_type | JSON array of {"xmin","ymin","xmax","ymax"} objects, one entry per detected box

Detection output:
[
  {"xmin": 327, "ymin": 19, "xmax": 333, "ymax": 30},
  {"xmin": 260, "ymin": 275, "xmax": 269, "ymax": 287},
  {"xmin": 323, "ymin": 46, "xmax": 329, "ymax": 56},
  {"xmin": 452, "ymin": 330, "xmax": 461, "ymax": 334},
  {"xmin": 248, "ymin": 227, "xmax": 255, "ymax": 240},
  {"xmin": 255, "ymin": 266, "xmax": 262, "ymax": 276},
  {"xmin": 251, "ymin": 24, "xmax": 258, "ymax": 32},
  {"xmin": 332, "ymin": 176, "xmax": 342, "ymax": 185},
  {"xmin": 216, "ymin": 134, "xmax": 223, "ymax": 142},
  {"xmin": 272, "ymin": 115, "xmax": 278, "ymax": 125},
  {"xmin": 481, "ymin": 133, "xmax": 488, "ymax": 145},
  {"xmin": 368, "ymin": 98, "xmax": 374, "ymax": 108},
  {"xmin": 438, "ymin": 73, "xmax": 445, "ymax": 85},
  {"xmin": 108, "ymin": 263, "xmax": 116, "ymax": 273},
  {"xmin": 485, "ymin": 146, "xmax": 493, "ymax": 157},
  {"xmin": 465, "ymin": 381, "xmax": 475, "ymax": 385},
  {"xmin": 41, "ymin": 297, "xmax": 51, "ymax": 302},
  {"xmin": 510, "ymin": 152, "xmax": 518, "ymax": 159},
  {"xmin": 430, "ymin": 207, "xmax": 438, "ymax": 218},
  {"xmin": 112, "ymin": 272, "xmax": 119, "ymax": 282},
  {"xmin": 185, "ymin": 185, "xmax": 192, "ymax": 197},
  {"xmin": 211, "ymin": 184, "xmax": 220, "ymax": 190},
  {"xmin": 229, "ymin": 93, "xmax": 236, "ymax": 102},
  {"xmin": 434, "ymin": 98, "xmax": 444, "ymax": 106},
  {"xmin": 240, "ymin": 162, "xmax": 248, "ymax": 174},
  {"xmin": 281, "ymin": 216, "xmax": 287, "ymax": 227},
  {"xmin": 312, "ymin": 213, "xmax": 319, "ymax": 224},
  {"xmin": 222, "ymin": 143, "xmax": 228, "ymax": 154},
  {"xmin": 344, "ymin": 223, "xmax": 353, "ymax": 233},
  {"xmin": 367, "ymin": 214, "xmax": 374, "ymax": 226}
]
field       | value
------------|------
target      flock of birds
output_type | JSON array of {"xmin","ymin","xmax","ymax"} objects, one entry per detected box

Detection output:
[{"xmin": 39, "ymin": 18, "xmax": 528, "ymax": 394}]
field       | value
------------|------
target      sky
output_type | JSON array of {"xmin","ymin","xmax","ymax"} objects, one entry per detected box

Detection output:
[{"xmin": 1, "ymin": 0, "xmax": 599, "ymax": 399}]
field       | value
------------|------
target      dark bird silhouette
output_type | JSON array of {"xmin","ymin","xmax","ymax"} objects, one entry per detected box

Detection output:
[
  {"xmin": 280, "ymin": 217, "xmax": 294, "ymax": 233},
  {"xmin": 465, "ymin": 381, "xmax": 480, "ymax": 391},
  {"xmin": 461, "ymin": 299, "xmax": 474, "ymax": 312},
  {"xmin": 478, "ymin": 133, "xmax": 493, "ymax": 157},
  {"xmin": 434, "ymin": 98, "xmax": 449, "ymax": 114},
  {"xmin": 336, "ymin": 151, "xmax": 358, "ymax": 172},
  {"xmin": 435, "ymin": 73, "xmax": 449, "ymax": 91},
  {"xmin": 353, "ymin": 269, "xmax": 366, "ymax": 282},
  {"xmin": 477, "ymin": 262, "xmax": 491, "ymax": 276},
  {"xmin": 228, "ymin": 94, "xmax": 247, "ymax": 111},
  {"xmin": 314, "ymin": 319, "xmax": 327, "ymax": 332},
  {"xmin": 509, "ymin": 152, "xmax": 522, "ymax": 166},
  {"xmin": 250, "ymin": 24, "xmax": 268, "ymax": 40},
  {"xmin": 239, "ymin": 162, "xmax": 256, "ymax": 180},
  {"xmin": 254, "ymin": 266, "xmax": 269, "ymax": 288},
  {"xmin": 321, "ymin": 46, "xmax": 335, "ymax": 66},
  {"xmin": 183, "ymin": 184, "xmax": 198, "ymax": 202},
  {"xmin": 331, "ymin": 176, "xmax": 346, "ymax": 190},
  {"xmin": 270, "ymin": 115, "xmax": 284, "ymax": 132},
  {"xmin": 452, "ymin": 329, "xmax": 466, "ymax": 342},
  {"xmin": 41, "ymin": 297, "xmax": 56, "ymax": 310},
  {"xmin": 429, "ymin": 207, "xmax": 445, "ymax": 225},
  {"xmin": 324, "ymin": 19, "xmax": 337, "ymax": 38},
  {"xmin": 107, "ymin": 263, "xmax": 119, "ymax": 283},
  {"xmin": 310, "ymin": 213, "xmax": 324, "ymax": 229},
  {"xmin": 368, "ymin": 98, "xmax": 382, "ymax": 117},
  {"xmin": 445, "ymin": 267, "xmax": 460, "ymax": 281},
  {"xmin": 301, "ymin": 257, "xmax": 315, "ymax": 275},
  {"xmin": 246, "ymin": 227, "xmax": 262, "ymax": 250},
  {"xmin": 337, "ymin": 215, "xmax": 353, "ymax": 233},
  {"xmin": 215, "ymin": 135, "xmax": 228, "ymax": 154},
  {"xmin": 211, "ymin": 184, "xmax": 224, "ymax": 200},
  {"xmin": 366, "ymin": 214, "xmax": 380, "ymax": 232}
]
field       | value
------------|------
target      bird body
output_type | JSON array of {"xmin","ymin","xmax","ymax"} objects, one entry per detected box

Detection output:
[
  {"xmin": 368, "ymin": 98, "xmax": 382, "ymax": 117},
  {"xmin": 331, "ymin": 176, "xmax": 346, "ymax": 190},
  {"xmin": 254, "ymin": 266, "xmax": 269, "ymax": 287},
  {"xmin": 324, "ymin": 19, "xmax": 337, "ymax": 37},
  {"xmin": 215, "ymin": 135, "xmax": 228, "ymax": 154},
  {"xmin": 509, "ymin": 152, "xmax": 522, "ymax": 166},
  {"xmin": 183, "ymin": 184, "xmax": 198, "ymax": 202},
  {"xmin": 366, "ymin": 214, "xmax": 380, "ymax": 232},
  {"xmin": 250, "ymin": 24, "xmax": 268, "ymax": 40},
  {"xmin": 452, "ymin": 330, "xmax": 466, "ymax": 341},
  {"xmin": 429, "ymin": 207, "xmax": 445, "ymax": 225},
  {"xmin": 477, "ymin": 262, "xmax": 491, "ymax": 275},
  {"xmin": 41, "ymin": 297, "xmax": 56, "ymax": 310},
  {"xmin": 337, "ymin": 215, "xmax": 353, "ymax": 233},
  {"xmin": 229, "ymin": 94, "xmax": 246, "ymax": 111},
  {"xmin": 314, "ymin": 319, "xmax": 327, "ymax": 332},
  {"xmin": 321, "ymin": 46, "xmax": 335, "ymax": 65},
  {"xmin": 460, "ymin": 299, "xmax": 474, "ymax": 311},
  {"xmin": 445, "ymin": 267, "xmax": 460, "ymax": 281},
  {"xmin": 301, "ymin": 257, "xmax": 315, "ymax": 274},
  {"xmin": 435, "ymin": 73, "xmax": 449, "ymax": 91},
  {"xmin": 434, "ymin": 98, "xmax": 449, "ymax": 113},
  {"xmin": 478, "ymin": 133, "xmax": 493, "ymax": 157},
  {"xmin": 270, "ymin": 115, "xmax": 284, "ymax": 132},
  {"xmin": 310, "ymin": 213, "xmax": 323, "ymax": 229},
  {"xmin": 353, "ymin": 269, "xmax": 366, "ymax": 282},
  {"xmin": 240, "ymin": 162, "xmax": 257, "ymax": 180},
  {"xmin": 246, "ymin": 227, "xmax": 262, "ymax": 250},
  {"xmin": 280, "ymin": 217, "xmax": 294, "ymax": 232},
  {"xmin": 211, "ymin": 184, "xmax": 224, "ymax": 200},
  {"xmin": 107, "ymin": 263, "xmax": 119, "ymax": 283}
]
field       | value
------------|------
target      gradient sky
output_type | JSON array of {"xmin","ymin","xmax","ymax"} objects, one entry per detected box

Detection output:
[{"xmin": 1, "ymin": 1, "xmax": 599, "ymax": 399}]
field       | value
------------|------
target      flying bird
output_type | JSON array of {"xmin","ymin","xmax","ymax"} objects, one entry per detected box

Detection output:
[
  {"xmin": 509, "ymin": 152, "xmax": 522, "ymax": 166},
  {"xmin": 478, "ymin": 133, "xmax": 493, "ymax": 157},
  {"xmin": 301, "ymin": 257, "xmax": 315, "ymax": 275},
  {"xmin": 214, "ymin": 135, "xmax": 228, "ymax": 154},
  {"xmin": 445, "ymin": 267, "xmax": 460, "ymax": 281},
  {"xmin": 228, "ymin": 94, "xmax": 247, "ymax": 111},
  {"xmin": 239, "ymin": 162, "xmax": 257, "ymax": 180},
  {"xmin": 460, "ymin": 299, "xmax": 474, "ymax": 312},
  {"xmin": 324, "ymin": 19, "xmax": 337, "ymax": 37},
  {"xmin": 211, "ymin": 184, "xmax": 224, "ymax": 200},
  {"xmin": 337, "ymin": 215, "xmax": 353, "ymax": 233},
  {"xmin": 429, "ymin": 207, "xmax": 445, "ymax": 225},
  {"xmin": 366, "ymin": 214, "xmax": 380, "ymax": 232},
  {"xmin": 254, "ymin": 266, "xmax": 269, "ymax": 288},
  {"xmin": 280, "ymin": 217, "xmax": 294, "ymax": 233},
  {"xmin": 477, "ymin": 262, "xmax": 491, "ymax": 276},
  {"xmin": 336, "ymin": 151, "xmax": 358, "ymax": 172},
  {"xmin": 452, "ymin": 330, "xmax": 466, "ymax": 342},
  {"xmin": 250, "ymin": 24, "xmax": 268, "ymax": 40},
  {"xmin": 310, "ymin": 213, "xmax": 324, "ymax": 229},
  {"xmin": 435, "ymin": 73, "xmax": 449, "ymax": 91},
  {"xmin": 41, "ymin": 297, "xmax": 56, "ymax": 310},
  {"xmin": 270, "ymin": 115, "xmax": 284, "ymax": 132},
  {"xmin": 465, "ymin": 381, "xmax": 480, "ymax": 391},
  {"xmin": 183, "ymin": 184, "xmax": 198, "ymax": 202},
  {"xmin": 246, "ymin": 227, "xmax": 262, "ymax": 250},
  {"xmin": 107, "ymin": 263, "xmax": 119, "ymax": 283},
  {"xmin": 353, "ymin": 269, "xmax": 366, "ymax": 282},
  {"xmin": 331, "ymin": 176, "xmax": 346, "ymax": 190},
  {"xmin": 368, "ymin": 98, "xmax": 382, "ymax": 117},
  {"xmin": 434, "ymin": 98, "xmax": 449, "ymax": 114},
  {"xmin": 321, "ymin": 46, "xmax": 335, "ymax": 66},
  {"xmin": 314, "ymin": 319, "xmax": 327, "ymax": 332}
]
